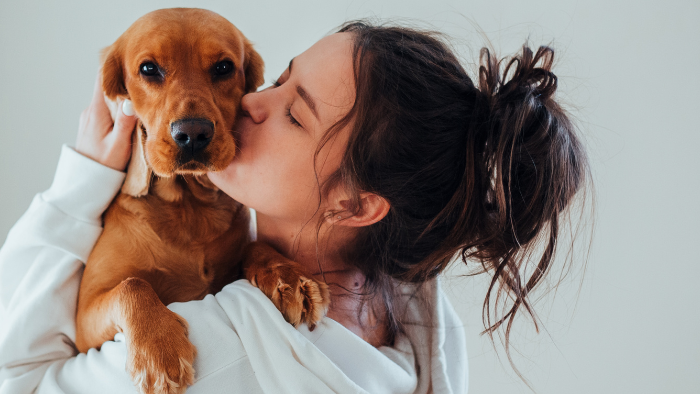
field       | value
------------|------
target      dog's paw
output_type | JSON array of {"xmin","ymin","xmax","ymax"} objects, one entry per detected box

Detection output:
[
  {"xmin": 126, "ymin": 310, "xmax": 196, "ymax": 394},
  {"xmin": 246, "ymin": 251, "xmax": 331, "ymax": 330}
]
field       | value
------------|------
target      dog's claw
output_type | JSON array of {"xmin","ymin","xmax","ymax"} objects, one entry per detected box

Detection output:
[
  {"xmin": 248, "ymin": 266, "xmax": 330, "ymax": 328},
  {"xmin": 244, "ymin": 242, "xmax": 331, "ymax": 329}
]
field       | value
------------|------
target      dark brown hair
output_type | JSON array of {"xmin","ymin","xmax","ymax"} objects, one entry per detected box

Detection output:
[{"xmin": 318, "ymin": 21, "xmax": 590, "ymax": 362}]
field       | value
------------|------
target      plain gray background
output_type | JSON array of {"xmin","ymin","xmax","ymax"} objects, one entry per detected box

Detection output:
[{"xmin": 1, "ymin": 0, "xmax": 698, "ymax": 393}]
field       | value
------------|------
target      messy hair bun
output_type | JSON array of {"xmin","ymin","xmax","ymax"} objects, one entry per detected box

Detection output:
[
  {"xmin": 323, "ymin": 22, "xmax": 590, "ymax": 354},
  {"xmin": 467, "ymin": 45, "xmax": 587, "ymax": 337}
]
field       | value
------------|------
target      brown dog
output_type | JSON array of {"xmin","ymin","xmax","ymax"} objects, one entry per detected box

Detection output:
[{"xmin": 76, "ymin": 8, "xmax": 329, "ymax": 394}]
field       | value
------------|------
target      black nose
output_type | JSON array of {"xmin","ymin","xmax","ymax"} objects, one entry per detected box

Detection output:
[{"xmin": 170, "ymin": 119, "xmax": 214, "ymax": 153}]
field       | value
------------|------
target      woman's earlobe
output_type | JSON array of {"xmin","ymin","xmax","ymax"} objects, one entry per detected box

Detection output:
[{"xmin": 329, "ymin": 193, "xmax": 390, "ymax": 228}]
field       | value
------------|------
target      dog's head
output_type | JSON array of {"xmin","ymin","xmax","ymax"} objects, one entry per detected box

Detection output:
[{"xmin": 101, "ymin": 8, "xmax": 264, "ymax": 195}]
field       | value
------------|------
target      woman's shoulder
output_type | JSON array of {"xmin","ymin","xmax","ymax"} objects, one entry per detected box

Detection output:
[{"xmin": 394, "ymin": 277, "xmax": 469, "ymax": 393}]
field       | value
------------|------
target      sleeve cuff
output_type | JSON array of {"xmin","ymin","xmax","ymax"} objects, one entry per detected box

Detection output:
[{"xmin": 40, "ymin": 145, "xmax": 126, "ymax": 224}]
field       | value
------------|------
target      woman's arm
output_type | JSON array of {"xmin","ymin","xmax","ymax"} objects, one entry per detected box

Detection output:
[
  {"xmin": 0, "ymin": 146, "xmax": 340, "ymax": 394},
  {"xmin": 0, "ymin": 75, "xmax": 138, "ymax": 392},
  {"xmin": 0, "ymin": 144, "xmax": 135, "ymax": 393}
]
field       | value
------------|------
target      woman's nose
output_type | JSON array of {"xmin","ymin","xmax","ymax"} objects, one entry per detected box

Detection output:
[{"xmin": 240, "ymin": 92, "xmax": 267, "ymax": 124}]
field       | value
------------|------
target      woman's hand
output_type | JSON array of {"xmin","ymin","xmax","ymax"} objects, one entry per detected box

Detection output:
[{"xmin": 76, "ymin": 73, "xmax": 136, "ymax": 171}]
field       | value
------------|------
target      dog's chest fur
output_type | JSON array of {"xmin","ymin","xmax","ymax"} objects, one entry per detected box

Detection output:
[{"xmin": 104, "ymin": 174, "xmax": 249, "ymax": 305}]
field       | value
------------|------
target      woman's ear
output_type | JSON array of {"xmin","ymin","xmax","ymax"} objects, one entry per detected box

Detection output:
[
  {"xmin": 243, "ymin": 40, "xmax": 264, "ymax": 93},
  {"xmin": 326, "ymin": 191, "xmax": 391, "ymax": 228},
  {"xmin": 101, "ymin": 41, "xmax": 128, "ymax": 100}
]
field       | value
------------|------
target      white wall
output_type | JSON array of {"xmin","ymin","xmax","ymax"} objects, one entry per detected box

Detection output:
[{"xmin": 1, "ymin": 0, "xmax": 698, "ymax": 392}]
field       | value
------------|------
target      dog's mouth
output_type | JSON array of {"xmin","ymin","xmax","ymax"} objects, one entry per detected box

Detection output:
[
  {"xmin": 141, "ymin": 123, "xmax": 212, "ymax": 176},
  {"xmin": 175, "ymin": 159, "xmax": 210, "ymax": 174},
  {"xmin": 174, "ymin": 143, "xmax": 211, "ymax": 174}
]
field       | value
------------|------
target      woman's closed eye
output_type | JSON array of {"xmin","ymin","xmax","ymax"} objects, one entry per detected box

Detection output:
[
  {"xmin": 285, "ymin": 104, "xmax": 302, "ymax": 128},
  {"xmin": 271, "ymin": 76, "xmax": 304, "ymax": 129}
]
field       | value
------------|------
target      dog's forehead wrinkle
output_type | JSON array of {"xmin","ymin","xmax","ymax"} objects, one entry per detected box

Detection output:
[
  {"xmin": 202, "ymin": 49, "xmax": 240, "ymax": 68},
  {"xmin": 127, "ymin": 33, "xmax": 237, "ymax": 61},
  {"xmin": 122, "ymin": 16, "xmax": 244, "ymax": 78},
  {"xmin": 190, "ymin": 35, "xmax": 243, "ymax": 66}
]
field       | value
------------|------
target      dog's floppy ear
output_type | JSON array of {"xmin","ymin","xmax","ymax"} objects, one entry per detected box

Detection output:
[
  {"xmin": 101, "ymin": 40, "xmax": 150, "ymax": 196},
  {"xmin": 101, "ymin": 41, "xmax": 128, "ymax": 100},
  {"xmin": 121, "ymin": 124, "xmax": 152, "ymax": 197},
  {"xmin": 243, "ymin": 41, "xmax": 264, "ymax": 93}
]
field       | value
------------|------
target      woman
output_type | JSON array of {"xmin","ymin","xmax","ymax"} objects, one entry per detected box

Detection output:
[{"xmin": 0, "ymin": 21, "xmax": 588, "ymax": 394}]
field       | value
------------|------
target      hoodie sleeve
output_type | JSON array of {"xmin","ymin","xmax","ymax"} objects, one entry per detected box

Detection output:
[
  {"xmin": 0, "ymin": 145, "xmax": 133, "ymax": 393},
  {"xmin": 0, "ymin": 146, "xmax": 263, "ymax": 394}
]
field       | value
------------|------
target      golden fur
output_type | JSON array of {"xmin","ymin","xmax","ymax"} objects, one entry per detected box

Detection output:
[{"xmin": 76, "ymin": 9, "xmax": 329, "ymax": 394}]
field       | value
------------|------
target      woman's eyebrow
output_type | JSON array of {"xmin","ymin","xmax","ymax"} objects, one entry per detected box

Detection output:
[
  {"xmin": 296, "ymin": 86, "xmax": 318, "ymax": 119},
  {"xmin": 288, "ymin": 58, "xmax": 319, "ymax": 119}
]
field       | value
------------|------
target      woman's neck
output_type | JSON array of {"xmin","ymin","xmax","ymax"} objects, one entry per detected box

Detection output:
[
  {"xmin": 254, "ymin": 210, "xmax": 391, "ymax": 347},
  {"xmin": 255, "ymin": 210, "xmax": 350, "ymax": 273}
]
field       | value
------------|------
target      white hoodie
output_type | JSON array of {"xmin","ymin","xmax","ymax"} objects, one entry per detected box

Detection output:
[{"xmin": 0, "ymin": 145, "xmax": 468, "ymax": 394}]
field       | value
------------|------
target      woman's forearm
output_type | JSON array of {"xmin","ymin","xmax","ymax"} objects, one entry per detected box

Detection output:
[{"xmin": 0, "ymin": 145, "xmax": 128, "ymax": 393}]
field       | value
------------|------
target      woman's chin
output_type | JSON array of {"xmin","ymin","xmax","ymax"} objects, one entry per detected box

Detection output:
[
  {"xmin": 207, "ymin": 165, "xmax": 236, "ymax": 197},
  {"xmin": 206, "ymin": 170, "xmax": 222, "ymax": 186}
]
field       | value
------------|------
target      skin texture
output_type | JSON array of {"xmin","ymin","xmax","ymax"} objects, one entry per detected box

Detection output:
[
  {"xmin": 75, "ymin": 74, "xmax": 136, "ymax": 171},
  {"xmin": 208, "ymin": 33, "xmax": 391, "ymax": 346}
]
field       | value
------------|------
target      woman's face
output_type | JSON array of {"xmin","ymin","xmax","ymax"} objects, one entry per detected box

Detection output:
[{"xmin": 208, "ymin": 33, "xmax": 356, "ymax": 224}]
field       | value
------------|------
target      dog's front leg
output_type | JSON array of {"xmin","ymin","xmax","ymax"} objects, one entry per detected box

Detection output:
[{"xmin": 76, "ymin": 277, "xmax": 196, "ymax": 394}]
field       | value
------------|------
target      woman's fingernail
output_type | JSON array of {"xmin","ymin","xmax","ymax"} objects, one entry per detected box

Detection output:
[{"xmin": 122, "ymin": 100, "xmax": 135, "ymax": 116}]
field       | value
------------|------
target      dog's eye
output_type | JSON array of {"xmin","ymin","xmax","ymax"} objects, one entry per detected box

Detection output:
[
  {"xmin": 140, "ymin": 62, "xmax": 159, "ymax": 77},
  {"xmin": 214, "ymin": 61, "xmax": 234, "ymax": 76}
]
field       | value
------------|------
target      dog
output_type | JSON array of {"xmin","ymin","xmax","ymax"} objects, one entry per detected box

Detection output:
[{"xmin": 76, "ymin": 8, "xmax": 330, "ymax": 394}]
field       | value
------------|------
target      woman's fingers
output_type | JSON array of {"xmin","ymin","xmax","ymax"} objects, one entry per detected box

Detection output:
[
  {"xmin": 122, "ymin": 99, "xmax": 135, "ymax": 116},
  {"xmin": 102, "ymin": 100, "xmax": 137, "ymax": 171},
  {"xmin": 111, "ymin": 100, "xmax": 136, "ymax": 149},
  {"xmin": 76, "ymin": 70, "xmax": 137, "ymax": 171}
]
